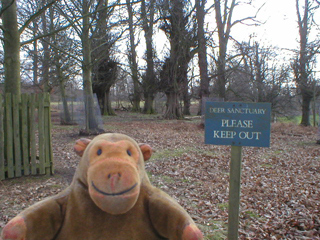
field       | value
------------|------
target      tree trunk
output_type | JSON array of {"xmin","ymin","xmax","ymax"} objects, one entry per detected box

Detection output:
[
  {"xmin": 126, "ymin": 0, "xmax": 140, "ymax": 112},
  {"xmin": 41, "ymin": 6, "xmax": 51, "ymax": 92},
  {"xmin": 296, "ymin": 0, "xmax": 312, "ymax": 126},
  {"xmin": 196, "ymin": 0, "xmax": 209, "ymax": 115},
  {"xmin": 59, "ymin": 75, "xmax": 72, "ymax": 125},
  {"xmin": 214, "ymin": 0, "xmax": 236, "ymax": 101},
  {"xmin": 33, "ymin": 39, "xmax": 39, "ymax": 85},
  {"xmin": 255, "ymin": 43, "xmax": 264, "ymax": 102},
  {"xmin": 132, "ymin": 80, "xmax": 141, "ymax": 112},
  {"xmin": 50, "ymin": 6, "xmax": 72, "ymax": 125},
  {"xmin": 160, "ymin": 0, "xmax": 193, "ymax": 119},
  {"xmin": 83, "ymin": 65, "xmax": 99, "ymax": 131},
  {"xmin": 56, "ymin": 54, "xmax": 72, "ymax": 124},
  {"xmin": 104, "ymin": 89, "xmax": 116, "ymax": 116},
  {"xmin": 82, "ymin": 0, "xmax": 101, "ymax": 132},
  {"xmin": 181, "ymin": 64, "xmax": 190, "ymax": 115},
  {"xmin": 143, "ymin": 93, "xmax": 155, "ymax": 114},
  {"xmin": 2, "ymin": 0, "xmax": 21, "ymax": 95},
  {"xmin": 216, "ymin": 56, "xmax": 227, "ymax": 100},
  {"xmin": 183, "ymin": 93, "xmax": 191, "ymax": 115},
  {"xmin": 301, "ymin": 92, "xmax": 312, "ymax": 126},
  {"xmin": 141, "ymin": 0, "xmax": 156, "ymax": 114},
  {"xmin": 164, "ymin": 91, "xmax": 182, "ymax": 119}
]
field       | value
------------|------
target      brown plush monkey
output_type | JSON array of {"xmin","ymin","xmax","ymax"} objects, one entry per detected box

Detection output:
[{"xmin": 1, "ymin": 133, "xmax": 203, "ymax": 240}]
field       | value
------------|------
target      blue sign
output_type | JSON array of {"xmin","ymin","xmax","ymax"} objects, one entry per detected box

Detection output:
[{"xmin": 205, "ymin": 102, "xmax": 271, "ymax": 147}]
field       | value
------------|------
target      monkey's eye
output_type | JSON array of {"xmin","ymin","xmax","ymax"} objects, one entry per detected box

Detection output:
[
  {"xmin": 127, "ymin": 150, "xmax": 132, "ymax": 156},
  {"xmin": 97, "ymin": 149, "xmax": 102, "ymax": 156}
]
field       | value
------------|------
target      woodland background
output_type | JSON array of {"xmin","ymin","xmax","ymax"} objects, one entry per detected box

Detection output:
[{"xmin": 0, "ymin": 0, "xmax": 320, "ymax": 130}]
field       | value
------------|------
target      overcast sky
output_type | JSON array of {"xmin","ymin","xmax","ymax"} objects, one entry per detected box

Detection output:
[{"xmin": 231, "ymin": 0, "xmax": 300, "ymax": 50}]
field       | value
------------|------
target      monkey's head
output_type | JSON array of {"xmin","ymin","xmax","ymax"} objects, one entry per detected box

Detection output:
[{"xmin": 74, "ymin": 133, "xmax": 152, "ymax": 215}]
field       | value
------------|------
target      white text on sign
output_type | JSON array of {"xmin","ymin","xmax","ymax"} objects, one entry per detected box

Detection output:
[
  {"xmin": 211, "ymin": 108, "xmax": 264, "ymax": 140},
  {"xmin": 221, "ymin": 119, "xmax": 253, "ymax": 128},
  {"xmin": 213, "ymin": 131, "xmax": 261, "ymax": 140},
  {"xmin": 210, "ymin": 107, "xmax": 266, "ymax": 115}
]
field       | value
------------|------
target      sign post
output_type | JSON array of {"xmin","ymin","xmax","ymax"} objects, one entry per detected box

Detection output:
[
  {"xmin": 205, "ymin": 102, "xmax": 271, "ymax": 239},
  {"xmin": 228, "ymin": 145, "xmax": 242, "ymax": 240}
]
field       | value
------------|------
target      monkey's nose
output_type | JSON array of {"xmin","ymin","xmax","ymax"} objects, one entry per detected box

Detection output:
[
  {"xmin": 108, "ymin": 172, "xmax": 122, "ymax": 191},
  {"xmin": 107, "ymin": 172, "xmax": 121, "ymax": 179}
]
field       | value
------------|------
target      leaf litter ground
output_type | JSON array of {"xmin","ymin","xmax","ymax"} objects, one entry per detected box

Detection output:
[{"xmin": 0, "ymin": 112, "xmax": 319, "ymax": 239}]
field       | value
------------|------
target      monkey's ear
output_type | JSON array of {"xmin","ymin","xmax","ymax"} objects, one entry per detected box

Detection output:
[
  {"xmin": 139, "ymin": 144, "xmax": 152, "ymax": 161},
  {"xmin": 74, "ymin": 138, "xmax": 91, "ymax": 156}
]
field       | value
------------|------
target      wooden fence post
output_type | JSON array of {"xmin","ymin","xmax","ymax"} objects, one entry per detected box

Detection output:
[
  {"xmin": 0, "ymin": 95, "xmax": 4, "ymax": 180},
  {"xmin": 38, "ymin": 94, "xmax": 45, "ymax": 175},
  {"xmin": 44, "ymin": 93, "xmax": 53, "ymax": 175},
  {"xmin": 21, "ymin": 94, "xmax": 30, "ymax": 175},
  {"xmin": 30, "ymin": 94, "xmax": 37, "ymax": 175},
  {"xmin": 5, "ymin": 93, "xmax": 14, "ymax": 178},
  {"xmin": 13, "ymin": 94, "xmax": 22, "ymax": 177}
]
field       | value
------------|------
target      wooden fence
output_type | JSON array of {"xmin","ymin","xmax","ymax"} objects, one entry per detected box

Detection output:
[{"xmin": 0, "ymin": 93, "xmax": 53, "ymax": 180}]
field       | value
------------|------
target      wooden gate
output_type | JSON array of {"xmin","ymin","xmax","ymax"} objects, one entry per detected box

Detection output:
[{"xmin": 0, "ymin": 93, "xmax": 53, "ymax": 180}]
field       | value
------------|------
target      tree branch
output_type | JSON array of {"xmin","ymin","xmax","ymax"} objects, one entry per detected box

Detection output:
[
  {"xmin": 38, "ymin": 36, "xmax": 82, "ymax": 62},
  {"xmin": 20, "ymin": 23, "xmax": 71, "ymax": 46},
  {"xmin": 57, "ymin": 3, "xmax": 82, "ymax": 38},
  {"xmin": 0, "ymin": 0, "xmax": 14, "ymax": 18},
  {"xmin": 230, "ymin": 2, "xmax": 265, "ymax": 28},
  {"xmin": 19, "ymin": 0, "xmax": 59, "ymax": 35}
]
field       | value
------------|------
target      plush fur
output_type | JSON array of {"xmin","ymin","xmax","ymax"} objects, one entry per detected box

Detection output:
[{"xmin": 1, "ymin": 133, "xmax": 203, "ymax": 240}]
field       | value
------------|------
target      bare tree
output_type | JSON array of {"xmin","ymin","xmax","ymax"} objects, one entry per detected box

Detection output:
[
  {"xmin": 126, "ymin": 0, "xmax": 141, "ymax": 112},
  {"xmin": 81, "ymin": 0, "xmax": 101, "ymax": 131},
  {"xmin": 0, "ymin": 0, "xmax": 58, "ymax": 95},
  {"xmin": 50, "ymin": 9, "xmax": 80, "ymax": 125},
  {"xmin": 91, "ymin": 0, "xmax": 120, "ymax": 116},
  {"xmin": 195, "ymin": 0, "xmax": 209, "ymax": 115},
  {"xmin": 40, "ymin": 0, "xmax": 52, "ymax": 92},
  {"xmin": 294, "ymin": 0, "xmax": 320, "ymax": 126},
  {"xmin": 159, "ymin": 0, "xmax": 196, "ymax": 119},
  {"xmin": 58, "ymin": 0, "xmax": 123, "ymax": 132},
  {"xmin": 213, "ymin": 0, "xmax": 260, "ymax": 100},
  {"xmin": 141, "ymin": 0, "xmax": 157, "ymax": 114},
  {"xmin": 233, "ymin": 40, "xmax": 293, "ymax": 116}
]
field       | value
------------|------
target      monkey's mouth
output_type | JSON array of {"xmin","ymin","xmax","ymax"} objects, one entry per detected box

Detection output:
[{"xmin": 91, "ymin": 181, "xmax": 138, "ymax": 196}]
